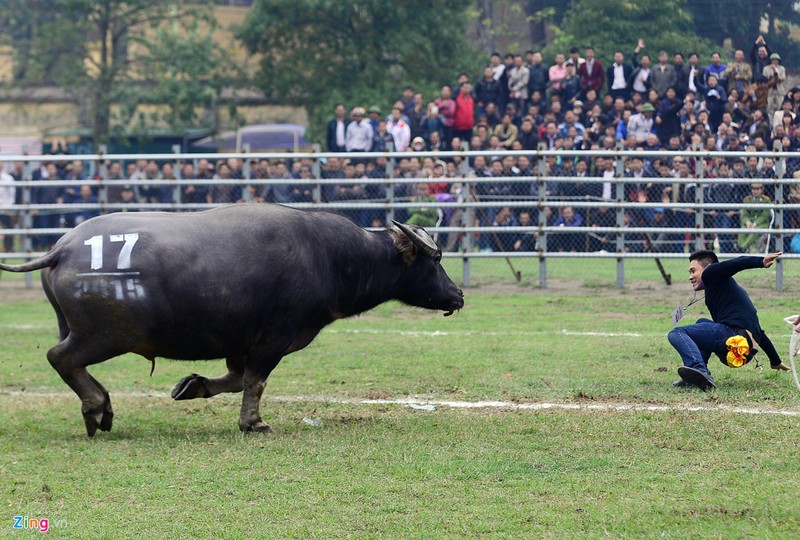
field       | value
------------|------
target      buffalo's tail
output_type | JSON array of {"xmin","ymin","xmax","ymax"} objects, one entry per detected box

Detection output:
[{"xmin": 0, "ymin": 251, "xmax": 58, "ymax": 273}]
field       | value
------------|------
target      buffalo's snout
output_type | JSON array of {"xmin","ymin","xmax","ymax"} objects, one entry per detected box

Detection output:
[{"xmin": 442, "ymin": 288, "xmax": 464, "ymax": 317}]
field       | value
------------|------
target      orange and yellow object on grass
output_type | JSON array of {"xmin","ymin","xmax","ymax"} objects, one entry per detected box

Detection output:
[{"xmin": 725, "ymin": 335, "xmax": 750, "ymax": 367}]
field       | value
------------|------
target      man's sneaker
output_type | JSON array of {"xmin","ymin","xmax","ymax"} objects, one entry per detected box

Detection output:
[
  {"xmin": 677, "ymin": 366, "xmax": 716, "ymax": 391},
  {"xmin": 672, "ymin": 379, "xmax": 689, "ymax": 388}
]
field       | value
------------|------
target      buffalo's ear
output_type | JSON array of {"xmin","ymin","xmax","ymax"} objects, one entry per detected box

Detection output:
[{"xmin": 388, "ymin": 224, "xmax": 417, "ymax": 264}]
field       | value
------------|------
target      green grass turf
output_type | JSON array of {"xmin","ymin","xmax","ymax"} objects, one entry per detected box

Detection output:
[{"xmin": 1, "ymin": 258, "xmax": 800, "ymax": 538}]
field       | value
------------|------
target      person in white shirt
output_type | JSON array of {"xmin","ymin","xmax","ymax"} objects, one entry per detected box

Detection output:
[
  {"xmin": 345, "ymin": 107, "xmax": 374, "ymax": 153},
  {"xmin": 386, "ymin": 106, "xmax": 411, "ymax": 152},
  {"xmin": 0, "ymin": 163, "xmax": 16, "ymax": 252}
]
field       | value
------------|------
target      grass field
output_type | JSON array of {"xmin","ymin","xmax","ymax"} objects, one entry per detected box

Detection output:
[{"xmin": 2, "ymin": 257, "xmax": 800, "ymax": 538}]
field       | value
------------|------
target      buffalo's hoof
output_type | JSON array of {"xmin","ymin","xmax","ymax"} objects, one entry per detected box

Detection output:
[
  {"xmin": 82, "ymin": 400, "xmax": 113, "ymax": 437},
  {"xmin": 239, "ymin": 420, "xmax": 275, "ymax": 434},
  {"xmin": 171, "ymin": 374, "xmax": 211, "ymax": 401}
]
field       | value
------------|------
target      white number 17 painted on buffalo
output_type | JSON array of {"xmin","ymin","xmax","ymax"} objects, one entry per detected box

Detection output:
[{"xmin": 84, "ymin": 233, "xmax": 140, "ymax": 270}]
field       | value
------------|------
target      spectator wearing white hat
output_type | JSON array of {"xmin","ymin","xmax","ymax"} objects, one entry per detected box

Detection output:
[
  {"xmin": 627, "ymin": 103, "xmax": 656, "ymax": 143},
  {"xmin": 345, "ymin": 107, "xmax": 374, "ymax": 153}
]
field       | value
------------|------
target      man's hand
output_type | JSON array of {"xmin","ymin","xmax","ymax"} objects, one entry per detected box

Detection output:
[
  {"xmin": 764, "ymin": 251, "xmax": 783, "ymax": 268},
  {"xmin": 771, "ymin": 363, "xmax": 791, "ymax": 371}
]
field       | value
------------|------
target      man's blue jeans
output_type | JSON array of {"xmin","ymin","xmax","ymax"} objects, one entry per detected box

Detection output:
[{"xmin": 667, "ymin": 318, "xmax": 737, "ymax": 377}]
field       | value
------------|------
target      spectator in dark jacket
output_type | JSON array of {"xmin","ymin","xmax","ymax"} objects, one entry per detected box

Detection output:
[
  {"xmin": 750, "ymin": 35, "xmax": 773, "ymax": 81},
  {"xmin": 528, "ymin": 51, "xmax": 549, "ymax": 97},
  {"xmin": 673, "ymin": 53, "xmax": 690, "ymax": 99},
  {"xmin": 606, "ymin": 51, "xmax": 634, "ymax": 101},
  {"xmin": 517, "ymin": 117, "xmax": 539, "ymax": 150},
  {"xmin": 474, "ymin": 66, "xmax": 502, "ymax": 116},
  {"xmin": 326, "ymin": 103, "xmax": 350, "ymax": 152},
  {"xmin": 656, "ymin": 87, "xmax": 683, "ymax": 143}
]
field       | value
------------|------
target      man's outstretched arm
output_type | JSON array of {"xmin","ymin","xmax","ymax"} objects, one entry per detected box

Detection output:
[{"xmin": 702, "ymin": 252, "xmax": 782, "ymax": 284}]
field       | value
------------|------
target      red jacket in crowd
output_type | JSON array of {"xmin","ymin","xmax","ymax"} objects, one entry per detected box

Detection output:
[{"xmin": 453, "ymin": 92, "xmax": 475, "ymax": 131}]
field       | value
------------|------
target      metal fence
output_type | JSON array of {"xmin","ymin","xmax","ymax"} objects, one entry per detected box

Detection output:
[{"xmin": 0, "ymin": 147, "xmax": 798, "ymax": 289}]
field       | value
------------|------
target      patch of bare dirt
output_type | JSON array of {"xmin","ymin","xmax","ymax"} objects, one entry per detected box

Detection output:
[{"xmin": 0, "ymin": 282, "xmax": 47, "ymax": 303}]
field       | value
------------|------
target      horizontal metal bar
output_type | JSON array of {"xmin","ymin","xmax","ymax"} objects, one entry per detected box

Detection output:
[
  {"xmin": 1, "ymin": 148, "xmax": 799, "ymax": 162},
  {"xmin": 2, "ymin": 200, "xmax": 798, "ymax": 213},
  {"xmin": 2, "ymin": 250, "xmax": 796, "ymax": 262}
]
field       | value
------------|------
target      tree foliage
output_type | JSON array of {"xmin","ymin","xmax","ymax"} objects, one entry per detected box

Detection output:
[
  {"xmin": 545, "ymin": 0, "xmax": 716, "ymax": 65},
  {"xmin": 237, "ymin": 0, "xmax": 483, "ymax": 143},
  {"xmin": 0, "ymin": 0, "xmax": 238, "ymax": 145}
]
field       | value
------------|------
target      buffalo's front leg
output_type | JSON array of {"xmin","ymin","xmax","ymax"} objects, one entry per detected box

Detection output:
[
  {"xmin": 171, "ymin": 356, "xmax": 245, "ymax": 400},
  {"xmin": 238, "ymin": 361, "xmax": 278, "ymax": 434}
]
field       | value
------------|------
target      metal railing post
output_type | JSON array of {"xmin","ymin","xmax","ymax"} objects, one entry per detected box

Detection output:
[
  {"xmin": 172, "ymin": 145, "xmax": 182, "ymax": 205},
  {"xmin": 693, "ymin": 144, "xmax": 705, "ymax": 252},
  {"xmin": 311, "ymin": 155, "xmax": 322, "ymax": 205},
  {"xmin": 774, "ymin": 142, "xmax": 785, "ymax": 291},
  {"xmin": 614, "ymin": 143, "xmax": 625, "ymax": 288},
  {"xmin": 537, "ymin": 143, "xmax": 548, "ymax": 288},
  {"xmin": 459, "ymin": 142, "xmax": 472, "ymax": 287},
  {"xmin": 96, "ymin": 145, "xmax": 109, "ymax": 213}
]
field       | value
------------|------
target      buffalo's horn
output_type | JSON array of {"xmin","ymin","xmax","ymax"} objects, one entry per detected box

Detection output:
[{"xmin": 392, "ymin": 220, "xmax": 441, "ymax": 260}]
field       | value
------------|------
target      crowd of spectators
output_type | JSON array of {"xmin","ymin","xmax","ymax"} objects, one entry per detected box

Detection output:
[
  {"xmin": 2, "ymin": 35, "xmax": 799, "ymax": 255},
  {"xmin": 321, "ymin": 35, "xmax": 800, "ymax": 254}
]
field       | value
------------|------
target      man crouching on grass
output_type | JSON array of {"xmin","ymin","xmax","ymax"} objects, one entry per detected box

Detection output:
[{"xmin": 668, "ymin": 250, "xmax": 790, "ymax": 391}]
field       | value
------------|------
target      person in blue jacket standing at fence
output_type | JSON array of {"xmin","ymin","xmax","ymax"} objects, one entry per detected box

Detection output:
[{"xmin": 667, "ymin": 250, "xmax": 790, "ymax": 391}]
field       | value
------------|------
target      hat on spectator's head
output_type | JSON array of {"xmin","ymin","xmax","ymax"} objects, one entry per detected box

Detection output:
[
  {"xmin": 505, "ymin": 102, "xmax": 517, "ymax": 111},
  {"xmin": 573, "ymin": 100, "xmax": 584, "ymax": 108},
  {"xmin": 654, "ymin": 208, "xmax": 665, "ymax": 214},
  {"xmin": 434, "ymin": 160, "xmax": 447, "ymax": 169},
  {"xmin": 564, "ymin": 59, "xmax": 574, "ymax": 66},
  {"xmin": 351, "ymin": 106, "xmax": 365, "ymax": 117},
  {"xmin": 641, "ymin": 103, "xmax": 656, "ymax": 113},
  {"xmin": 770, "ymin": 53, "xmax": 782, "ymax": 62},
  {"xmin": 367, "ymin": 105, "xmax": 381, "ymax": 114},
  {"xmin": 411, "ymin": 136, "xmax": 425, "ymax": 149}
]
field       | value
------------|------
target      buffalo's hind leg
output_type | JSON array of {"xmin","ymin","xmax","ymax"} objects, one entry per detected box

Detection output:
[
  {"xmin": 46, "ymin": 334, "xmax": 121, "ymax": 437},
  {"xmin": 171, "ymin": 356, "xmax": 245, "ymax": 401}
]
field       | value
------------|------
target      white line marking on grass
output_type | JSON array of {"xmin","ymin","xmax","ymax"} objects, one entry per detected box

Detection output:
[
  {"xmin": 560, "ymin": 330, "xmax": 642, "ymax": 337},
  {"xmin": 3, "ymin": 391, "xmax": 799, "ymax": 417},
  {"xmin": 0, "ymin": 324, "xmax": 50, "ymax": 330},
  {"xmin": 326, "ymin": 328, "xmax": 648, "ymax": 338}
]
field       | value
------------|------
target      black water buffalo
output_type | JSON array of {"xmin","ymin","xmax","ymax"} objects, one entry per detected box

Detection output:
[{"xmin": 0, "ymin": 204, "xmax": 463, "ymax": 436}]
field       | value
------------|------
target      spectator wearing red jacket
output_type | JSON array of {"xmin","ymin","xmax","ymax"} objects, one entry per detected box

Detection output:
[
  {"xmin": 453, "ymin": 81, "xmax": 476, "ymax": 144},
  {"xmin": 577, "ymin": 46, "xmax": 605, "ymax": 97},
  {"xmin": 435, "ymin": 85, "xmax": 456, "ymax": 144}
]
